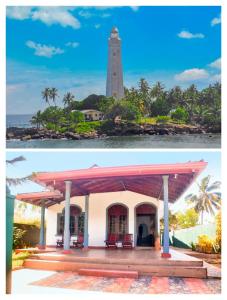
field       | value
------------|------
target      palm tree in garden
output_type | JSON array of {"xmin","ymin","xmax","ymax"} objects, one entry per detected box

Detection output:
[
  {"xmin": 42, "ymin": 88, "xmax": 51, "ymax": 106},
  {"xmin": 63, "ymin": 92, "xmax": 75, "ymax": 110},
  {"xmin": 30, "ymin": 110, "xmax": 43, "ymax": 129},
  {"xmin": 185, "ymin": 175, "xmax": 221, "ymax": 225},
  {"xmin": 50, "ymin": 87, "xmax": 58, "ymax": 106},
  {"xmin": 6, "ymin": 156, "xmax": 33, "ymax": 186}
]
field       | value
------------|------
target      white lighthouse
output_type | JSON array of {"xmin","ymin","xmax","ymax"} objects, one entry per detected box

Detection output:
[{"xmin": 106, "ymin": 27, "xmax": 124, "ymax": 99}]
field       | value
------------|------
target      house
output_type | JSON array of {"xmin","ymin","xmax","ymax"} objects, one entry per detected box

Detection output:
[
  {"xmin": 16, "ymin": 161, "xmax": 207, "ymax": 257},
  {"xmin": 80, "ymin": 109, "xmax": 104, "ymax": 121}
]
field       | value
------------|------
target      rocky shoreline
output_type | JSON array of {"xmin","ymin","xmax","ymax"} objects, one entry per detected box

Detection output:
[{"xmin": 6, "ymin": 123, "xmax": 220, "ymax": 141}]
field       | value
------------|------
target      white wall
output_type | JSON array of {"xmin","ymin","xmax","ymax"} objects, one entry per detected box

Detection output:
[{"xmin": 46, "ymin": 191, "xmax": 163, "ymax": 247}]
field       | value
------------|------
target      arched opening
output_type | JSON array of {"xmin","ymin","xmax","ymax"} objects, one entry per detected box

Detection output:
[
  {"xmin": 57, "ymin": 205, "xmax": 84, "ymax": 236},
  {"xmin": 136, "ymin": 203, "xmax": 156, "ymax": 247},
  {"xmin": 107, "ymin": 204, "xmax": 128, "ymax": 241}
]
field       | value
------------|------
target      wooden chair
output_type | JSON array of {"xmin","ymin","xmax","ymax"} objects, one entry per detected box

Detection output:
[
  {"xmin": 56, "ymin": 238, "xmax": 63, "ymax": 248},
  {"xmin": 73, "ymin": 233, "xmax": 84, "ymax": 248},
  {"xmin": 105, "ymin": 234, "xmax": 118, "ymax": 248},
  {"xmin": 122, "ymin": 234, "xmax": 133, "ymax": 249}
]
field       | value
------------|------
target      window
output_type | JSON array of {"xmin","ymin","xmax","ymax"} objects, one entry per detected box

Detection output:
[
  {"xmin": 107, "ymin": 204, "xmax": 128, "ymax": 241},
  {"xmin": 57, "ymin": 206, "xmax": 84, "ymax": 236},
  {"xmin": 119, "ymin": 215, "xmax": 127, "ymax": 234},
  {"xmin": 109, "ymin": 215, "xmax": 117, "ymax": 234}
]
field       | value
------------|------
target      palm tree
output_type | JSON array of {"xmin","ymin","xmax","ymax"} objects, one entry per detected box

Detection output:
[
  {"xmin": 30, "ymin": 110, "xmax": 43, "ymax": 129},
  {"xmin": 63, "ymin": 92, "xmax": 75, "ymax": 109},
  {"xmin": 42, "ymin": 88, "xmax": 51, "ymax": 106},
  {"xmin": 6, "ymin": 156, "xmax": 33, "ymax": 186},
  {"xmin": 50, "ymin": 88, "xmax": 58, "ymax": 106},
  {"xmin": 185, "ymin": 175, "xmax": 221, "ymax": 225}
]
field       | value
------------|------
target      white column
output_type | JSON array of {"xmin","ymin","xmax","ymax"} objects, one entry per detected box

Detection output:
[
  {"xmin": 162, "ymin": 175, "xmax": 171, "ymax": 257},
  {"xmin": 63, "ymin": 181, "xmax": 72, "ymax": 251},
  {"xmin": 84, "ymin": 195, "xmax": 89, "ymax": 248},
  {"xmin": 39, "ymin": 199, "xmax": 45, "ymax": 249},
  {"xmin": 128, "ymin": 206, "xmax": 134, "ymax": 246}
]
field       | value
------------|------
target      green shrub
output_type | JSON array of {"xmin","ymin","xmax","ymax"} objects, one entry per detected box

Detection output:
[
  {"xmin": 46, "ymin": 123, "xmax": 56, "ymax": 130},
  {"xmin": 58, "ymin": 127, "xmax": 68, "ymax": 133},
  {"xmin": 13, "ymin": 227, "xmax": 26, "ymax": 249},
  {"xmin": 215, "ymin": 212, "xmax": 221, "ymax": 253},
  {"xmin": 156, "ymin": 115, "xmax": 171, "ymax": 124},
  {"xmin": 75, "ymin": 121, "xmax": 102, "ymax": 134},
  {"xmin": 171, "ymin": 107, "xmax": 189, "ymax": 122},
  {"xmin": 190, "ymin": 242, "xmax": 196, "ymax": 251},
  {"xmin": 195, "ymin": 234, "xmax": 215, "ymax": 254}
]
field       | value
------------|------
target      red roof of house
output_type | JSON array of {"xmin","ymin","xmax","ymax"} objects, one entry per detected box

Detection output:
[
  {"xmin": 16, "ymin": 191, "xmax": 63, "ymax": 207},
  {"xmin": 18, "ymin": 161, "xmax": 207, "ymax": 207}
]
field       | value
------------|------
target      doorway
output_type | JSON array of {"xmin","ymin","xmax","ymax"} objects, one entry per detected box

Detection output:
[{"xmin": 136, "ymin": 203, "xmax": 156, "ymax": 247}]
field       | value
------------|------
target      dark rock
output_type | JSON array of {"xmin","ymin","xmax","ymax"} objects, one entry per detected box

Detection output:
[
  {"xmin": 64, "ymin": 132, "xmax": 81, "ymax": 140},
  {"xmin": 21, "ymin": 135, "xmax": 32, "ymax": 141}
]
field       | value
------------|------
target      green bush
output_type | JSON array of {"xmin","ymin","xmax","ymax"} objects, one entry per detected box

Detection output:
[
  {"xmin": 171, "ymin": 107, "xmax": 189, "ymax": 122},
  {"xmin": 190, "ymin": 242, "xmax": 196, "ymax": 251},
  {"xmin": 195, "ymin": 234, "xmax": 215, "ymax": 254},
  {"xmin": 13, "ymin": 227, "xmax": 26, "ymax": 249},
  {"xmin": 75, "ymin": 121, "xmax": 102, "ymax": 134},
  {"xmin": 58, "ymin": 127, "xmax": 68, "ymax": 133},
  {"xmin": 156, "ymin": 115, "xmax": 171, "ymax": 124},
  {"xmin": 46, "ymin": 123, "xmax": 56, "ymax": 130}
]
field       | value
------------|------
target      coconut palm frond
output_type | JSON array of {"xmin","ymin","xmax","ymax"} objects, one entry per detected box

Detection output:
[
  {"xmin": 6, "ymin": 174, "xmax": 33, "ymax": 186},
  {"xmin": 200, "ymin": 175, "xmax": 211, "ymax": 192},
  {"xmin": 185, "ymin": 194, "xmax": 198, "ymax": 204},
  {"xmin": 6, "ymin": 156, "xmax": 26, "ymax": 165},
  {"xmin": 207, "ymin": 181, "xmax": 221, "ymax": 192}
]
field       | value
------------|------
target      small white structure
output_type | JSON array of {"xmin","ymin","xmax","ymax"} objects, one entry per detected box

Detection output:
[
  {"xmin": 106, "ymin": 27, "xmax": 124, "ymax": 99},
  {"xmin": 80, "ymin": 109, "xmax": 103, "ymax": 121}
]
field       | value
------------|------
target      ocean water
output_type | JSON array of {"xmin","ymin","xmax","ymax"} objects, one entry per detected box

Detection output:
[
  {"xmin": 6, "ymin": 134, "xmax": 221, "ymax": 149},
  {"xmin": 6, "ymin": 114, "xmax": 33, "ymax": 128}
]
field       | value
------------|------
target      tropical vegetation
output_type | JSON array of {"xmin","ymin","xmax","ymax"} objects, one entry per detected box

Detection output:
[
  {"xmin": 185, "ymin": 175, "xmax": 221, "ymax": 225},
  {"xmin": 30, "ymin": 79, "xmax": 221, "ymax": 134}
]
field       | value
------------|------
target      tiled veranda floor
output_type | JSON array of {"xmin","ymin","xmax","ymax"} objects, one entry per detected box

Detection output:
[{"xmin": 13, "ymin": 269, "xmax": 221, "ymax": 294}]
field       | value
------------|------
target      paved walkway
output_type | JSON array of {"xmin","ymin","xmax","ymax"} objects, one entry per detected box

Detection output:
[{"xmin": 12, "ymin": 269, "xmax": 221, "ymax": 294}]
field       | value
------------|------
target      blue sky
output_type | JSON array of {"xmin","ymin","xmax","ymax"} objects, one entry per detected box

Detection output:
[
  {"xmin": 6, "ymin": 151, "xmax": 221, "ymax": 216},
  {"xmin": 6, "ymin": 6, "xmax": 221, "ymax": 114}
]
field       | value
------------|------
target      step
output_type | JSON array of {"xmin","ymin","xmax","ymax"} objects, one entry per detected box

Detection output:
[
  {"xmin": 23, "ymin": 259, "xmax": 207, "ymax": 278},
  {"xmin": 78, "ymin": 268, "xmax": 138, "ymax": 278},
  {"xmin": 29, "ymin": 253, "xmax": 203, "ymax": 267}
]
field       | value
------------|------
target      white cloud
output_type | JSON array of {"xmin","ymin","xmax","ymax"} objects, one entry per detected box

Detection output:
[
  {"xmin": 65, "ymin": 41, "xmax": 80, "ymax": 48},
  {"xmin": 32, "ymin": 7, "xmax": 80, "ymax": 29},
  {"xmin": 7, "ymin": 6, "xmax": 80, "ymax": 29},
  {"xmin": 6, "ymin": 6, "xmax": 32, "ymax": 20},
  {"xmin": 130, "ymin": 7, "xmax": 139, "ymax": 12},
  {"xmin": 175, "ymin": 68, "xmax": 209, "ymax": 82},
  {"xmin": 178, "ymin": 30, "xmax": 205, "ymax": 39},
  {"xmin": 211, "ymin": 74, "xmax": 221, "ymax": 82},
  {"xmin": 94, "ymin": 24, "xmax": 101, "ymax": 29},
  {"xmin": 211, "ymin": 15, "xmax": 221, "ymax": 26},
  {"xmin": 26, "ymin": 40, "xmax": 64, "ymax": 58},
  {"xmin": 209, "ymin": 58, "xmax": 221, "ymax": 69},
  {"xmin": 78, "ymin": 10, "xmax": 93, "ymax": 19},
  {"xmin": 101, "ymin": 13, "xmax": 111, "ymax": 18}
]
